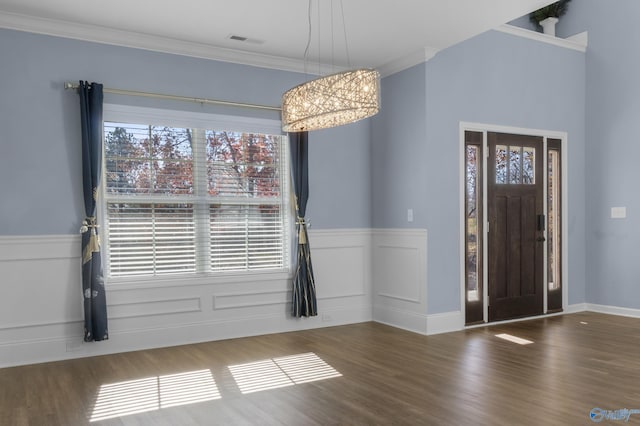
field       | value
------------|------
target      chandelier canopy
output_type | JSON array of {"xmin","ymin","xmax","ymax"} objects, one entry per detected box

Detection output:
[{"xmin": 282, "ymin": 68, "xmax": 380, "ymax": 132}]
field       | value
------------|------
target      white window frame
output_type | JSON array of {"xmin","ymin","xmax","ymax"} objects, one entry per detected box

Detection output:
[{"xmin": 101, "ymin": 104, "xmax": 291, "ymax": 287}]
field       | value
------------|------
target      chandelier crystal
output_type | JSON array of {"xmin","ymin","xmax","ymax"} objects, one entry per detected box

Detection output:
[{"xmin": 281, "ymin": 68, "xmax": 380, "ymax": 132}]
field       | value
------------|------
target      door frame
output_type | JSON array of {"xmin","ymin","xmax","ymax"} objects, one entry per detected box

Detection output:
[{"xmin": 459, "ymin": 122, "xmax": 568, "ymax": 324}]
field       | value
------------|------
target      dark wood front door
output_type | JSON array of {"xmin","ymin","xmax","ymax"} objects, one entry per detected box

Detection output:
[{"xmin": 488, "ymin": 132, "xmax": 544, "ymax": 321}]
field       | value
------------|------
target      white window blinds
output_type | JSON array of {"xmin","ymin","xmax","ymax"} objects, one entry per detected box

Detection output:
[{"xmin": 103, "ymin": 119, "xmax": 288, "ymax": 278}]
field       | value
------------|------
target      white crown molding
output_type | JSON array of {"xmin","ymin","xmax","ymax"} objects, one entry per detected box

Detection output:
[
  {"xmin": 0, "ymin": 11, "xmax": 337, "ymax": 75},
  {"xmin": 377, "ymin": 47, "xmax": 439, "ymax": 78},
  {"xmin": 377, "ymin": 22, "xmax": 588, "ymax": 78},
  {"xmin": 496, "ymin": 24, "xmax": 587, "ymax": 52},
  {"xmin": 0, "ymin": 12, "xmax": 587, "ymax": 80},
  {"xmin": 566, "ymin": 31, "xmax": 588, "ymax": 46}
]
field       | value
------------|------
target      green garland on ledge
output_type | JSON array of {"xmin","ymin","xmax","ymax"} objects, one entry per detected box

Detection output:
[{"xmin": 529, "ymin": 0, "xmax": 572, "ymax": 25}]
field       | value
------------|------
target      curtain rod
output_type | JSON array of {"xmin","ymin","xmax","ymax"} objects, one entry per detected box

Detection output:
[{"xmin": 63, "ymin": 82, "xmax": 282, "ymax": 112}]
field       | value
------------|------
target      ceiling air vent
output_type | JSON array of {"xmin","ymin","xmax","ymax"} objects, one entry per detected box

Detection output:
[{"xmin": 227, "ymin": 34, "xmax": 264, "ymax": 44}]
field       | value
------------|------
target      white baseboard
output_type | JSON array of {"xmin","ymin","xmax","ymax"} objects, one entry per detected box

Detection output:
[
  {"xmin": 565, "ymin": 303, "xmax": 588, "ymax": 314},
  {"xmin": 585, "ymin": 303, "xmax": 640, "ymax": 318},
  {"xmin": 373, "ymin": 305, "xmax": 428, "ymax": 335},
  {"xmin": 426, "ymin": 311, "xmax": 464, "ymax": 335},
  {"xmin": 373, "ymin": 308, "xmax": 464, "ymax": 336}
]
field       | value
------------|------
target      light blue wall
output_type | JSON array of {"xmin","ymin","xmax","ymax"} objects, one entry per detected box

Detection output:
[
  {"xmin": 557, "ymin": 1, "xmax": 640, "ymax": 309},
  {"xmin": 509, "ymin": 15, "xmax": 538, "ymax": 33},
  {"xmin": 3, "ymin": 17, "xmax": 616, "ymax": 315},
  {"xmin": 371, "ymin": 63, "xmax": 427, "ymax": 229},
  {"xmin": 0, "ymin": 29, "xmax": 371, "ymax": 235},
  {"xmin": 307, "ymin": 122, "xmax": 372, "ymax": 229},
  {"xmin": 372, "ymin": 30, "xmax": 586, "ymax": 314}
]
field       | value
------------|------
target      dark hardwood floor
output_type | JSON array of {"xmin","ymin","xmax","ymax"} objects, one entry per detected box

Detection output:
[{"xmin": 2, "ymin": 312, "xmax": 640, "ymax": 425}]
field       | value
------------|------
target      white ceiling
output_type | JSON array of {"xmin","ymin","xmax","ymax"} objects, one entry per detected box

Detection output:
[{"xmin": 0, "ymin": 0, "xmax": 554, "ymax": 75}]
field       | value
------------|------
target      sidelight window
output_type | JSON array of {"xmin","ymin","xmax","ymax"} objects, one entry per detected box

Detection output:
[
  {"xmin": 464, "ymin": 131, "xmax": 483, "ymax": 324},
  {"xmin": 546, "ymin": 139, "xmax": 562, "ymax": 311}
]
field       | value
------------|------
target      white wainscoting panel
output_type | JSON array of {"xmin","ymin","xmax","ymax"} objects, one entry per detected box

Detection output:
[
  {"xmin": 108, "ymin": 297, "xmax": 202, "ymax": 319},
  {"xmin": 310, "ymin": 229, "xmax": 370, "ymax": 300},
  {"xmin": 376, "ymin": 246, "xmax": 420, "ymax": 303},
  {"xmin": 213, "ymin": 290, "xmax": 290, "ymax": 310},
  {"xmin": 0, "ymin": 235, "xmax": 82, "ymax": 329},
  {"xmin": 372, "ymin": 229, "xmax": 428, "ymax": 334},
  {"xmin": 0, "ymin": 230, "xmax": 372, "ymax": 368}
]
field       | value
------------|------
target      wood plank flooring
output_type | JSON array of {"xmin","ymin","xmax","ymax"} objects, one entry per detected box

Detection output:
[{"xmin": 2, "ymin": 312, "xmax": 640, "ymax": 425}]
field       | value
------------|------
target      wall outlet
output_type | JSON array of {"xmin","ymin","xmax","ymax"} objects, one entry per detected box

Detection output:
[
  {"xmin": 407, "ymin": 209, "xmax": 414, "ymax": 223},
  {"xmin": 322, "ymin": 313, "xmax": 333, "ymax": 322}
]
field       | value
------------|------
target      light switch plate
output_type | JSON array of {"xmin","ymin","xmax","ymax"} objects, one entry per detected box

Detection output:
[{"xmin": 611, "ymin": 207, "xmax": 626, "ymax": 219}]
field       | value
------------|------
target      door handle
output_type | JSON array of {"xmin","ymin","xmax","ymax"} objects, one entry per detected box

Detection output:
[
  {"xmin": 537, "ymin": 214, "xmax": 546, "ymax": 231},
  {"xmin": 537, "ymin": 236, "xmax": 546, "ymax": 242}
]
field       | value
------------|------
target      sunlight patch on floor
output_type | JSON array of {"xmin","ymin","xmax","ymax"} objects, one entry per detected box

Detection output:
[
  {"xmin": 228, "ymin": 359, "xmax": 295, "ymax": 394},
  {"xmin": 90, "ymin": 353, "xmax": 340, "ymax": 421},
  {"xmin": 90, "ymin": 369, "xmax": 220, "ymax": 422},
  {"xmin": 495, "ymin": 333, "xmax": 534, "ymax": 345},
  {"xmin": 229, "ymin": 352, "xmax": 342, "ymax": 394}
]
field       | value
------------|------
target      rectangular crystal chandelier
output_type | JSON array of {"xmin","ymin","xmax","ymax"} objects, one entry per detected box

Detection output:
[{"xmin": 281, "ymin": 68, "xmax": 380, "ymax": 132}]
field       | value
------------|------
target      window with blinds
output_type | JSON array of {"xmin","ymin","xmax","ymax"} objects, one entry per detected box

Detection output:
[{"xmin": 103, "ymin": 121, "xmax": 288, "ymax": 278}]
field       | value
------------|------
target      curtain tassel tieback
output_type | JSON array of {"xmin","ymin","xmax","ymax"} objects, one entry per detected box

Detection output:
[
  {"xmin": 296, "ymin": 216, "xmax": 309, "ymax": 244},
  {"xmin": 81, "ymin": 217, "xmax": 101, "ymax": 265},
  {"xmin": 80, "ymin": 217, "xmax": 99, "ymax": 233}
]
